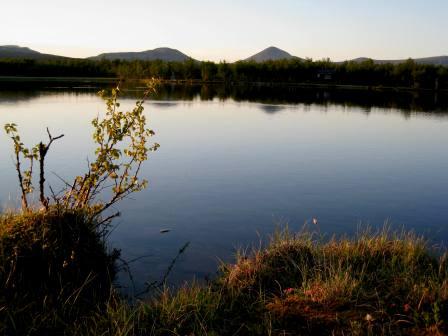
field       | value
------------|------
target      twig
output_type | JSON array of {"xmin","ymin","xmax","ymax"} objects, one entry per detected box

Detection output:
[
  {"xmin": 97, "ymin": 211, "xmax": 121, "ymax": 227},
  {"xmin": 14, "ymin": 150, "xmax": 28, "ymax": 210},
  {"xmin": 136, "ymin": 242, "xmax": 190, "ymax": 297},
  {"xmin": 39, "ymin": 128, "xmax": 64, "ymax": 210}
]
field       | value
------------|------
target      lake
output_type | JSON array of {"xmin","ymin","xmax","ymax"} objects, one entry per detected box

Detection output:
[{"xmin": 1, "ymin": 84, "xmax": 448, "ymax": 294}]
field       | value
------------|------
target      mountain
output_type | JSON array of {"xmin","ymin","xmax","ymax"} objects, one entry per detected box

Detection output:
[
  {"xmin": 414, "ymin": 56, "xmax": 448, "ymax": 66},
  {"xmin": 348, "ymin": 56, "xmax": 448, "ymax": 66},
  {"xmin": 2, "ymin": 45, "xmax": 447, "ymax": 66},
  {"xmin": 0, "ymin": 45, "xmax": 67, "ymax": 60},
  {"xmin": 88, "ymin": 47, "xmax": 193, "ymax": 62},
  {"xmin": 245, "ymin": 46, "xmax": 302, "ymax": 62}
]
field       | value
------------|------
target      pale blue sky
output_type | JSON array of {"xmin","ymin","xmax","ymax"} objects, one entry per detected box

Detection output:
[{"xmin": 1, "ymin": 0, "xmax": 447, "ymax": 61}]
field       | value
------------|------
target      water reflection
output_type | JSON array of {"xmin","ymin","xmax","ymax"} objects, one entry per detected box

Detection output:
[
  {"xmin": 258, "ymin": 104, "xmax": 288, "ymax": 113},
  {"xmin": 1, "ymin": 83, "xmax": 448, "ymax": 117},
  {"xmin": 150, "ymin": 101, "xmax": 179, "ymax": 109}
]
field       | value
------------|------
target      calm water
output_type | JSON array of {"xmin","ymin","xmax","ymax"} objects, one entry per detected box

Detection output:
[{"xmin": 1, "ymin": 85, "xmax": 448, "ymax": 293}]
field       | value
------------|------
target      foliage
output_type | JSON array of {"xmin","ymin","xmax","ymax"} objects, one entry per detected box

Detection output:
[
  {"xmin": 1, "ymin": 81, "xmax": 159, "ymax": 334},
  {"xmin": 1, "ymin": 57, "xmax": 448, "ymax": 90},
  {"xmin": 4, "ymin": 124, "xmax": 64, "ymax": 210},
  {"xmin": 60, "ymin": 84, "xmax": 160, "ymax": 219},
  {"xmin": 4, "ymin": 81, "xmax": 159, "ymax": 222}
]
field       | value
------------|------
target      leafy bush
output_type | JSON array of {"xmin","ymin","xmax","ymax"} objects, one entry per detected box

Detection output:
[{"xmin": 1, "ymin": 82, "xmax": 158, "ymax": 334}]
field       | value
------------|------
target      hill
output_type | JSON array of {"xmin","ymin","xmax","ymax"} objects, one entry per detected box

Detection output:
[
  {"xmin": 88, "ymin": 47, "xmax": 193, "ymax": 62},
  {"xmin": 2, "ymin": 45, "xmax": 446, "ymax": 66},
  {"xmin": 349, "ymin": 56, "xmax": 448, "ymax": 66},
  {"xmin": 244, "ymin": 46, "xmax": 302, "ymax": 62},
  {"xmin": 0, "ymin": 45, "xmax": 67, "ymax": 60}
]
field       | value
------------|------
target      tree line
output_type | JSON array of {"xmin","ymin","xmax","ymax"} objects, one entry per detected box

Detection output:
[{"xmin": 1, "ymin": 57, "xmax": 447, "ymax": 90}]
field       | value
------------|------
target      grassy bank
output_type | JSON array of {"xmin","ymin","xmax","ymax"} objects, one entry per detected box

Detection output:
[
  {"xmin": 1, "ymin": 212, "xmax": 447, "ymax": 335},
  {"xmin": 92, "ymin": 227, "xmax": 448, "ymax": 336},
  {"xmin": 0, "ymin": 207, "xmax": 119, "ymax": 335}
]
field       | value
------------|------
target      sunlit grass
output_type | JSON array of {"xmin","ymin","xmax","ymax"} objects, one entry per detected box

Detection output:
[
  {"xmin": 79, "ymin": 226, "xmax": 448, "ymax": 335},
  {"xmin": 1, "ymin": 215, "xmax": 447, "ymax": 335}
]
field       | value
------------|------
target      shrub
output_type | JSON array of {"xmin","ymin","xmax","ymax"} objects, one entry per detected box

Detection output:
[{"xmin": 1, "ymin": 82, "xmax": 158, "ymax": 334}]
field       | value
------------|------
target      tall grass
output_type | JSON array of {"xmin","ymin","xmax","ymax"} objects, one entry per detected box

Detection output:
[
  {"xmin": 0, "ymin": 206, "xmax": 119, "ymax": 335},
  {"xmin": 1, "ymin": 218, "xmax": 447, "ymax": 335},
  {"xmin": 75, "ymin": 226, "xmax": 448, "ymax": 336}
]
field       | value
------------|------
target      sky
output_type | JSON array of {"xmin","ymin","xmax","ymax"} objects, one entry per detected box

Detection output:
[{"xmin": 1, "ymin": 0, "xmax": 447, "ymax": 62}]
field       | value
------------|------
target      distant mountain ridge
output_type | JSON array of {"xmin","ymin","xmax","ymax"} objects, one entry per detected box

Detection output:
[
  {"xmin": 88, "ymin": 47, "xmax": 193, "ymax": 62},
  {"xmin": 243, "ymin": 47, "xmax": 448, "ymax": 66},
  {"xmin": 348, "ymin": 56, "xmax": 448, "ymax": 66},
  {"xmin": 0, "ymin": 45, "xmax": 68, "ymax": 60},
  {"xmin": 245, "ymin": 46, "xmax": 302, "ymax": 62},
  {"xmin": 0, "ymin": 45, "xmax": 447, "ymax": 66}
]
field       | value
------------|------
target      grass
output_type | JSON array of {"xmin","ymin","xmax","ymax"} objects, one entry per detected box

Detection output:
[
  {"xmin": 0, "ymin": 207, "xmax": 119, "ymax": 335},
  {"xmin": 0, "ymin": 211, "xmax": 447, "ymax": 335},
  {"xmin": 84, "ymin": 226, "xmax": 448, "ymax": 335}
]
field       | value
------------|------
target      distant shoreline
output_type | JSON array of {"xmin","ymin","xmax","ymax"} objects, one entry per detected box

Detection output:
[{"xmin": 1, "ymin": 76, "xmax": 447, "ymax": 93}]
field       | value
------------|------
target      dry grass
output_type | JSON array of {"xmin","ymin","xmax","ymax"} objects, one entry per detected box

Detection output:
[
  {"xmin": 1, "ymin": 217, "xmax": 447, "ymax": 335},
  {"xmin": 130, "ymin": 226, "xmax": 448, "ymax": 335},
  {"xmin": 0, "ymin": 206, "xmax": 119, "ymax": 335}
]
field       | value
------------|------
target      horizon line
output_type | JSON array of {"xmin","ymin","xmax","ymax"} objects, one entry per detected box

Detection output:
[{"xmin": 2, "ymin": 44, "xmax": 447, "ymax": 63}]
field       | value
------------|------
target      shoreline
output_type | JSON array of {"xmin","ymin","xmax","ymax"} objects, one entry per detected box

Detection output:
[
  {"xmin": 1, "ymin": 76, "xmax": 448, "ymax": 93},
  {"xmin": 2, "ymin": 210, "xmax": 447, "ymax": 335}
]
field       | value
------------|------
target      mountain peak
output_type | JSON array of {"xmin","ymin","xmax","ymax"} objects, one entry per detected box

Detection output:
[
  {"xmin": 264, "ymin": 46, "xmax": 286, "ymax": 52},
  {"xmin": 245, "ymin": 46, "xmax": 300, "ymax": 62}
]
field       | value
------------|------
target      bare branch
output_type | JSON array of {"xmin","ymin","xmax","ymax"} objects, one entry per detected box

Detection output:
[
  {"xmin": 39, "ymin": 128, "xmax": 64, "ymax": 210},
  {"xmin": 14, "ymin": 150, "xmax": 28, "ymax": 210}
]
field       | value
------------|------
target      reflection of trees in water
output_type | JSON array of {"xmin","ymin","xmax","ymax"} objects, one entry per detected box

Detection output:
[
  {"xmin": 155, "ymin": 84, "xmax": 448, "ymax": 116},
  {"xmin": 0, "ymin": 90, "xmax": 97, "ymax": 104},
  {"xmin": 222, "ymin": 85, "xmax": 448, "ymax": 116},
  {"xmin": 258, "ymin": 105, "xmax": 288, "ymax": 114},
  {"xmin": 0, "ymin": 90, "xmax": 43, "ymax": 103},
  {"xmin": 149, "ymin": 101, "xmax": 179, "ymax": 109},
  {"xmin": 2, "ymin": 83, "xmax": 448, "ymax": 117}
]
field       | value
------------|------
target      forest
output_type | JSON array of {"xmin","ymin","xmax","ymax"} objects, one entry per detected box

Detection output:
[{"xmin": 1, "ymin": 57, "xmax": 448, "ymax": 90}]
